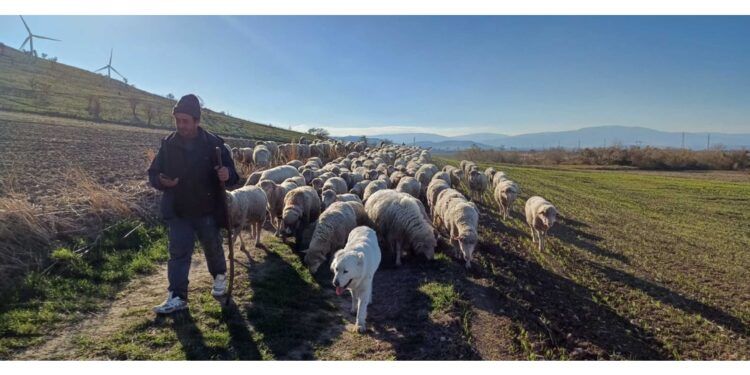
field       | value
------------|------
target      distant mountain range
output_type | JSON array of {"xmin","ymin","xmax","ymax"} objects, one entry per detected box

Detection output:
[{"xmin": 337, "ymin": 126, "xmax": 750, "ymax": 151}]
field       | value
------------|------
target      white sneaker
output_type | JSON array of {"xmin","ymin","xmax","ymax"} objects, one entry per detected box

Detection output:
[
  {"xmin": 153, "ymin": 292, "xmax": 188, "ymax": 314},
  {"xmin": 212, "ymin": 274, "xmax": 227, "ymax": 298}
]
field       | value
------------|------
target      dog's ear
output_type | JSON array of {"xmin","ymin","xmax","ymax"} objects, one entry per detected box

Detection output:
[{"xmin": 357, "ymin": 252, "xmax": 365, "ymax": 266}]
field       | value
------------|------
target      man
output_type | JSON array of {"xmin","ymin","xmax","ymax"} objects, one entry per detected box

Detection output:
[{"xmin": 147, "ymin": 94, "xmax": 239, "ymax": 314}]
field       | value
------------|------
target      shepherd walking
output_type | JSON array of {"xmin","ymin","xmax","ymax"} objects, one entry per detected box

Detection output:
[{"xmin": 147, "ymin": 94, "xmax": 239, "ymax": 314}]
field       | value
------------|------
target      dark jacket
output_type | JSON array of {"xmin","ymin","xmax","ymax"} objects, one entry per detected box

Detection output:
[{"xmin": 147, "ymin": 127, "xmax": 239, "ymax": 228}]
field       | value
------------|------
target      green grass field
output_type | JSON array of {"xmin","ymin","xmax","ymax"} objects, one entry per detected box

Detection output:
[
  {"xmin": 438, "ymin": 157, "xmax": 750, "ymax": 359},
  {"xmin": 0, "ymin": 45, "xmax": 306, "ymax": 142}
]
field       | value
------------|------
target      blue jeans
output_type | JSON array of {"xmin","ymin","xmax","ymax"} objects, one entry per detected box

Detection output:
[{"xmin": 166, "ymin": 215, "xmax": 226, "ymax": 300}]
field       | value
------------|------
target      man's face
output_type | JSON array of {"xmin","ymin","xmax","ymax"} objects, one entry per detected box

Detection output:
[{"xmin": 174, "ymin": 113, "xmax": 198, "ymax": 138}]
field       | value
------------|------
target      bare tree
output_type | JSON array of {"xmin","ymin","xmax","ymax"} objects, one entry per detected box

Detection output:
[
  {"xmin": 144, "ymin": 103, "xmax": 158, "ymax": 126},
  {"xmin": 87, "ymin": 95, "xmax": 102, "ymax": 119},
  {"xmin": 127, "ymin": 96, "xmax": 140, "ymax": 122}
]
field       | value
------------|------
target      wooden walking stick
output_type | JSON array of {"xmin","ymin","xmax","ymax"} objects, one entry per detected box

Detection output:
[{"xmin": 216, "ymin": 146, "xmax": 234, "ymax": 305}]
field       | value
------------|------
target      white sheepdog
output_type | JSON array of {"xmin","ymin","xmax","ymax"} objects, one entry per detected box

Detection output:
[{"xmin": 330, "ymin": 226, "xmax": 381, "ymax": 333}]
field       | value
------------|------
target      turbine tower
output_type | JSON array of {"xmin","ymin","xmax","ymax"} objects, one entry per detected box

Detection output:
[
  {"xmin": 19, "ymin": 16, "xmax": 61, "ymax": 57},
  {"xmin": 95, "ymin": 49, "xmax": 126, "ymax": 81}
]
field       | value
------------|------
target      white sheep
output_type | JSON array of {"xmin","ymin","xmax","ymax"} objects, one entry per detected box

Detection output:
[
  {"xmin": 425, "ymin": 179, "xmax": 451, "ymax": 214},
  {"xmin": 287, "ymin": 160, "xmax": 304, "ymax": 169},
  {"xmin": 432, "ymin": 171, "xmax": 451, "ymax": 186},
  {"xmin": 321, "ymin": 189, "xmax": 363, "ymax": 211},
  {"xmin": 348, "ymin": 180, "xmax": 371, "ymax": 199},
  {"xmin": 468, "ymin": 169, "xmax": 489, "ymax": 203},
  {"xmin": 257, "ymin": 165, "xmax": 301, "ymax": 184},
  {"xmin": 395, "ymin": 176, "xmax": 421, "ymax": 199},
  {"xmin": 282, "ymin": 186, "xmax": 322, "ymax": 250},
  {"xmin": 524, "ymin": 196, "xmax": 558, "ymax": 252},
  {"xmin": 323, "ymin": 176, "xmax": 348, "ymax": 195},
  {"xmin": 303, "ymin": 201, "xmax": 367, "ymax": 273},
  {"xmin": 362, "ymin": 179, "xmax": 388, "ymax": 203},
  {"xmin": 226, "ymin": 185, "xmax": 268, "ymax": 250},
  {"xmin": 433, "ymin": 188, "xmax": 467, "ymax": 230},
  {"xmin": 239, "ymin": 147, "xmax": 254, "ymax": 164},
  {"xmin": 284, "ymin": 175, "xmax": 306, "ymax": 187},
  {"xmin": 492, "ymin": 171, "xmax": 508, "ymax": 188},
  {"xmin": 414, "ymin": 164, "xmax": 439, "ymax": 198},
  {"xmin": 258, "ymin": 180, "xmax": 295, "ymax": 237},
  {"xmin": 484, "ymin": 167, "xmax": 496, "ymax": 181},
  {"xmin": 253, "ymin": 145, "xmax": 271, "ymax": 169},
  {"xmin": 443, "ymin": 165, "xmax": 463, "ymax": 187},
  {"xmin": 494, "ymin": 179, "xmax": 520, "ymax": 220},
  {"xmin": 442, "ymin": 200, "xmax": 479, "ymax": 269},
  {"xmin": 364, "ymin": 189, "xmax": 436, "ymax": 266},
  {"xmin": 389, "ymin": 171, "xmax": 406, "ymax": 188}
]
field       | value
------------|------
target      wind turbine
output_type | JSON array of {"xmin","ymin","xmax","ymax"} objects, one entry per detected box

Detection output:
[
  {"xmin": 19, "ymin": 16, "xmax": 61, "ymax": 57},
  {"xmin": 95, "ymin": 49, "xmax": 126, "ymax": 81}
]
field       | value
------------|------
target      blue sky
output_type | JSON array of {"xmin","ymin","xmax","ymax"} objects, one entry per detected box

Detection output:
[{"xmin": 1, "ymin": 16, "xmax": 749, "ymax": 136}]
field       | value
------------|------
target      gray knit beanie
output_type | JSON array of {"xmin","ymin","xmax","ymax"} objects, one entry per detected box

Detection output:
[{"xmin": 172, "ymin": 94, "xmax": 201, "ymax": 121}]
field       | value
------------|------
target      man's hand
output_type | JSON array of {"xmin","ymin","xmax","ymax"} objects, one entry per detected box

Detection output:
[
  {"xmin": 215, "ymin": 166, "xmax": 229, "ymax": 183},
  {"xmin": 159, "ymin": 173, "xmax": 179, "ymax": 188}
]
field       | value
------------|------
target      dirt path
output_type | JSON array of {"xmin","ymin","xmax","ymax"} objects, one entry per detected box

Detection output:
[{"xmin": 15, "ymin": 251, "xmax": 213, "ymax": 360}]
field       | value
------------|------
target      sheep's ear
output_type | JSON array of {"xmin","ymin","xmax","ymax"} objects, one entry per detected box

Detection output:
[{"xmin": 301, "ymin": 249, "xmax": 309, "ymax": 255}]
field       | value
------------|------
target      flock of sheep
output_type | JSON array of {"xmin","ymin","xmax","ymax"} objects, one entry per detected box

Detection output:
[{"xmin": 222, "ymin": 139, "xmax": 558, "ymax": 332}]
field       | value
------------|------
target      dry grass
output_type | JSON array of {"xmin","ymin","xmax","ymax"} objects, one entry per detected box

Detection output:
[
  {"xmin": 0, "ymin": 194, "xmax": 70, "ymax": 280},
  {"xmin": 64, "ymin": 168, "xmax": 133, "ymax": 221},
  {"xmin": 0, "ymin": 164, "xmax": 155, "ymax": 290}
]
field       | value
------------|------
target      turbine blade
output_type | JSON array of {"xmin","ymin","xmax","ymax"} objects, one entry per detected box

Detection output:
[
  {"xmin": 20, "ymin": 16, "xmax": 31, "ymax": 34},
  {"xmin": 109, "ymin": 49, "xmax": 113, "ymax": 65},
  {"xmin": 20, "ymin": 36, "xmax": 30, "ymax": 50},
  {"xmin": 95, "ymin": 66, "xmax": 108, "ymax": 72},
  {"xmin": 110, "ymin": 66, "xmax": 124, "ymax": 78},
  {"xmin": 33, "ymin": 35, "xmax": 61, "ymax": 42}
]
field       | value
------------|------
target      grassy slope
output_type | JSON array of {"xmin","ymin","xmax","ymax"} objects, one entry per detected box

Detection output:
[
  {"xmin": 0, "ymin": 45, "xmax": 306, "ymax": 142},
  {"xmin": 438, "ymin": 157, "xmax": 750, "ymax": 359}
]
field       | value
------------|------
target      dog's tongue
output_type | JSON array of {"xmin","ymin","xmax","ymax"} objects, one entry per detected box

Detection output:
[{"xmin": 335, "ymin": 287, "xmax": 344, "ymax": 296}]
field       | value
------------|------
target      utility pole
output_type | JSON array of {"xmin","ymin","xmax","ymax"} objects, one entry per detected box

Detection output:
[{"xmin": 707, "ymin": 134, "xmax": 711, "ymax": 150}]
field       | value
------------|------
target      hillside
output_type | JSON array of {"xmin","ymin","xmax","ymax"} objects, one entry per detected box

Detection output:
[{"xmin": 0, "ymin": 44, "xmax": 307, "ymax": 142}]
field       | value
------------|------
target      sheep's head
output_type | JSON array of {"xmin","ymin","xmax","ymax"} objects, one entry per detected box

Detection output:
[
  {"xmin": 303, "ymin": 248, "xmax": 328, "ymax": 274},
  {"xmin": 259, "ymin": 180, "xmax": 276, "ymax": 197},
  {"xmin": 244, "ymin": 172, "xmax": 261, "ymax": 186},
  {"xmin": 538, "ymin": 205, "xmax": 558, "ymax": 229},
  {"xmin": 321, "ymin": 189, "xmax": 337, "ymax": 211},
  {"xmin": 415, "ymin": 236, "xmax": 437, "ymax": 260},
  {"xmin": 302, "ymin": 169, "xmax": 315, "ymax": 184},
  {"xmin": 456, "ymin": 231, "xmax": 479, "ymax": 269},
  {"xmin": 282, "ymin": 205, "xmax": 301, "ymax": 234},
  {"xmin": 311, "ymin": 178, "xmax": 324, "ymax": 193}
]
